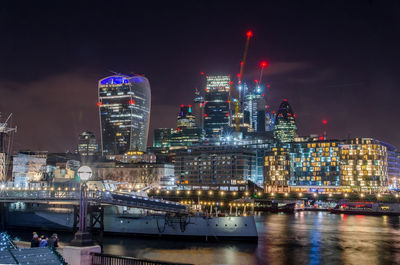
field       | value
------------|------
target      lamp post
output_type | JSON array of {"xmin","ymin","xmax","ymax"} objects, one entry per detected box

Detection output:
[{"xmin": 70, "ymin": 166, "xmax": 94, "ymax": 247}]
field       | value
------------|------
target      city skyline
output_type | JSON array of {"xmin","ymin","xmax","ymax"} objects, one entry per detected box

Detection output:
[{"xmin": 0, "ymin": 1, "xmax": 399, "ymax": 152}]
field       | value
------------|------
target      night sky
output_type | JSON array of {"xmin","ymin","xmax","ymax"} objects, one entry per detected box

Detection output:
[{"xmin": 0, "ymin": 1, "xmax": 399, "ymax": 152}]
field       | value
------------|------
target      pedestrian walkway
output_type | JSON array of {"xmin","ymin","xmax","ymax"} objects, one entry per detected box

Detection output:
[{"xmin": 0, "ymin": 232, "xmax": 67, "ymax": 265}]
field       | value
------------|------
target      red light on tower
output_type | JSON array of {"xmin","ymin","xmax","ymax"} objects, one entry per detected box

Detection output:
[
  {"xmin": 283, "ymin": 99, "xmax": 287, "ymax": 102},
  {"xmin": 267, "ymin": 85, "xmax": 270, "ymax": 88},
  {"xmin": 260, "ymin": 61, "xmax": 268, "ymax": 68},
  {"xmin": 201, "ymin": 72, "xmax": 204, "ymax": 75},
  {"xmin": 96, "ymin": 102, "xmax": 102, "ymax": 107},
  {"xmin": 246, "ymin": 30, "xmax": 253, "ymax": 38},
  {"xmin": 129, "ymin": 100, "xmax": 135, "ymax": 105},
  {"xmin": 319, "ymin": 136, "xmax": 324, "ymax": 141},
  {"xmin": 254, "ymin": 79, "xmax": 258, "ymax": 83},
  {"xmin": 204, "ymin": 114, "xmax": 207, "ymax": 117},
  {"xmin": 322, "ymin": 120, "xmax": 327, "ymax": 124},
  {"xmin": 181, "ymin": 104, "xmax": 184, "ymax": 108}
]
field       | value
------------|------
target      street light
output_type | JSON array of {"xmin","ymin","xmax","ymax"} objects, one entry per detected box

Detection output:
[{"xmin": 70, "ymin": 166, "xmax": 93, "ymax": 247}]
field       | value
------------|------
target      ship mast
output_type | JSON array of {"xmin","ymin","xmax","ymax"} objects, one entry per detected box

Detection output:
[{"xmin": 0, "ymin": 113, "xmax": 17, "ymax": 182}]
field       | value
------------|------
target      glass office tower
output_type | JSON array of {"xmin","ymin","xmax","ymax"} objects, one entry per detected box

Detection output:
[
  {"xmin": 204, "ymin": 75, "xmax": 231, "ymax": 138},
  {"xmin": 98, "ymin": 74, "xmax": 151, "ymax": 155},
  {"xmin": 273, "ymin": 99, "xmax": 297, "ymax": 142}
]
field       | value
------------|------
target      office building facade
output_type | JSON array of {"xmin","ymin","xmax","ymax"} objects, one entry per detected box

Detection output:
[
  {"xmin": 273, "ymin": 100, "xmax": 297, "ymax": 142},
  {"xmin": 98, "ymin": 74, "xmax": 151, "ymax": 155},
  {"xmin": 264, "ymin": 138, "xmax": 393, "ymax": 192},
  {"xmin": 175, "ymin": 146, "xmax": 256, "ymax": 190},
  {"xmin": 204, "ymin": 75, "xmax": 231, "ymax": 138},
  {"xmin": 77, "ymin": 131, "xmax": 98, "ymax": 157}
]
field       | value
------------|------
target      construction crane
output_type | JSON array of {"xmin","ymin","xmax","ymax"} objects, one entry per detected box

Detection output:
[
  {"xmin": 230, "ymin": 30, "xmax": 253, "ymax": 132},
  {"xmin": 238, "ymin": 30, "xmax": 253, "ymax": 85},
  {"xmin": 258, "ymin": 61, "xmax": 268, "ymax": 85}
]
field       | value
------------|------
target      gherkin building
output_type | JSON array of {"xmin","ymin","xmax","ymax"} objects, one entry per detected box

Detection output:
[{"xmin": 273, "ymin": 100, "xmax": 297, "ymax": 142}]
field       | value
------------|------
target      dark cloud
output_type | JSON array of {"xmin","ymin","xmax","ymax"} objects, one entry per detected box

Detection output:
[{"xmin": 0, "ymin": 69, "xmax": 99, "ymax": 152}]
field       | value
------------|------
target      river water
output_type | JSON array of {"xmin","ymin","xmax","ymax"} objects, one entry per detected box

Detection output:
[{"xmin": 8, "ymin": 211, "xmax": 400, "ymax": 265}]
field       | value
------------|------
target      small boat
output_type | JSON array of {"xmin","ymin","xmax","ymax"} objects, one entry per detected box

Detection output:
[
  {"xmin": 329, "ymin": 201, "xmax": 400, "ymax": 216},
  {"xmin": 254, "ymin": 200, "xmax": 295, "ymax": 213}
]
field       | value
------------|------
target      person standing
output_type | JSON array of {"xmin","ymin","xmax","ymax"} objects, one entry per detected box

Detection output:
[
  {"xmin": 30, "ymin": 233, "xmax": 39, "ymax": 248},
  {"xmin": 48, "ymin": 233, "xmax": 59, "ymax": 248},
  {"xmin": 39, "ymin": 236, "xmax": 48, "ymax": 247}
]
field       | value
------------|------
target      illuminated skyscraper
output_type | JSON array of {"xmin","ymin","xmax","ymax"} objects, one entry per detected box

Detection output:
[
  {"xmin": 243, "ymin": 89, "xmax": 266, "ymax": 132},
  {"xmin": 98, "ymin": 74, "xmax": 151, "ymax": 155},
  {"xmin": 204, "ymin": 75, "xmax": 231, "ymax": 138},
  {"xmin": 193, "ymin": 89, "xmax": 204, "ymax": 129},
  {"xmin": 273, "ymin": 100, "xmax": 297, "ymax": 142},
  {"xmin": 177, "ymin": 105, "xmax": 195, "ymax": 130},
  {"xmin": 77, "ymin": 131, "xmax": 98, "ymax": 157}
]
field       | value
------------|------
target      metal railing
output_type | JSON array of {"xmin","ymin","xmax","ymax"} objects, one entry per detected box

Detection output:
[
  {"xmin": 0, "ymin": 189, "xmax": 188, "ymax": 213},
  {"xmin": 91, "ymin": 252, "xmax": 193, "ymax": 265}
]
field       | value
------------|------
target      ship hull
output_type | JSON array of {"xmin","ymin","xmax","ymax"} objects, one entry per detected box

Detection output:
[{"xmin": 5, "ymin": 206, "xmax": 258, "ymax": 241}]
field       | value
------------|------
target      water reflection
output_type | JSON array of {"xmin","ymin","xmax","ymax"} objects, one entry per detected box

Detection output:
[{"xmin": 8, "ymin": 212, "xmax": 400, "ymax": 265}]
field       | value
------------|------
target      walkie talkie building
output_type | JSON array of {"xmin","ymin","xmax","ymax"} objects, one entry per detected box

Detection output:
[{"xmin": 98, "ymin": 74, "xmax": 151, "ymax": 155}]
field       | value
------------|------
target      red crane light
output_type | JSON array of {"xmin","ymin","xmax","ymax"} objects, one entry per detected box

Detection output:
[
  {"xmin": 96, "ymin": 102, "xmax": 102, "ymax": 107},
  {"xmin": 283, "ymin": 98, "xmax": 287, "ymax": 101},
  {"xmin": 260, "ymin": 61, "xmax": 268, "ymax": 68},
  {"xmin": 201, "ymin": 72, "xmax": 204, "ymax": 75},
  {"xmin": 246, "ymin": 30, "xmax": 253, "ymax": 38},
  {"xmin": 319, "ymin": 136, "xmax": 324, "ymax": 140},
  {"xmin": 322, "ymin": 120, "xmax": 327, "ymax": 124}
]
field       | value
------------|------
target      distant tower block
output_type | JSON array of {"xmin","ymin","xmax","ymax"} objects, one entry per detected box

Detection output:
[
  {"xmin": 78, "ymin": 131, "xmax": 98, "ymax": 158},
  {"xmin": 273, "ymin": 100, "xmax": 297, "ymax": 142},
  {"xmin": 193, "ymin": 89, "xmax": 204, "ymax": 129},
  {"xmin": 204, "ymin": 75, "xmax": 231, "ymax": 138},
  {"xmin": 98, "ymin": 74, "xmax": 151, "ymax": 155},
  {"xmin": 177, "ymin": 105, "xmax": 196, "ymax": 130}
]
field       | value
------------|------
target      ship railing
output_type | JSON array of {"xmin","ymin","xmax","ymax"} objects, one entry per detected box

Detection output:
[
  {"xmin": 96, "ymin": 192, "xmax": 188, "ymax": 213},
  {"xmin": 91, "ymin": 252, "xmax": 193, "ymax": 265}
]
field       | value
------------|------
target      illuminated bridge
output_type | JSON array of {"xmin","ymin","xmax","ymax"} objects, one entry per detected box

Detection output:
[{"xmin": 0, "ymin": 189, "xmax": 188, "ymax": 214}]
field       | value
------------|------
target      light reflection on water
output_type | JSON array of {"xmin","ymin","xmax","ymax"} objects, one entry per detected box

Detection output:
[{"xmin": 8, "ymin": 212, "xmax": 400, "ymax": 265}]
